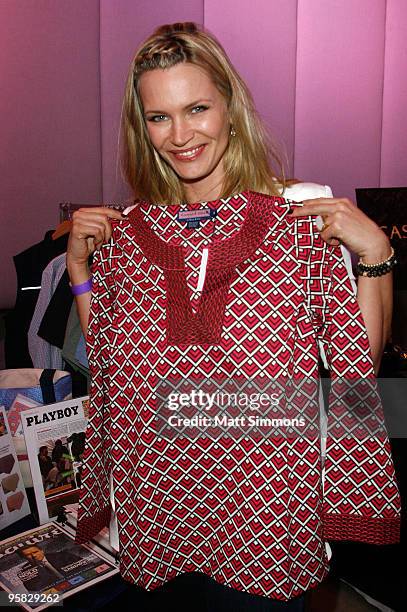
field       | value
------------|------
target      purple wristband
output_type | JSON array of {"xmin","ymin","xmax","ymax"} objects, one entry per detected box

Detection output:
[{"xmin": 70, "ymin": 276, "xmax": 92, "ymax": 296}]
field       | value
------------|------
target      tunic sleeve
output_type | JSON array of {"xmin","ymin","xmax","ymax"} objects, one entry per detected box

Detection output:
[
  {"xmin": 75, "ymin": 241, "xmax": 115, "ymax": 543},
  {"xmin": 312, "ymin": 239, "xmax": 401, "ymax": 545}
]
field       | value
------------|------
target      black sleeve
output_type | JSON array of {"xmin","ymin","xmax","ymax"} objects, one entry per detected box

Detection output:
[{"xmin": 37, "ymin": 269, "xmax": 73, "ymax": 349}]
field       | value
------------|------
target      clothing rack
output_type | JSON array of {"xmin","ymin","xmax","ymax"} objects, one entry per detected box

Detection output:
[{"xmin": 59, "ymin": 201, "xmax": 132, "ymax": 222}]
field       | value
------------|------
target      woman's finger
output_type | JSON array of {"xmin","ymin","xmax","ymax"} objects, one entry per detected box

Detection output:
[
  {"xmin": 73, "ymin": 212, "xmax": 114, "ymax": 238},
  {"xmin": 76, "ymin": 207, "xmax": 124, "ymax": 220},
  {"xmin": 301, "ymin": 197, "xmax": 356, "ymax": 208},
  {"xmin": 290, "ymin": 197, "xmax": 354, "ymax": 217},
  {"xmin": 73, "ymin": 210, "xmax": 119, "ymax": 227},
  {"xmin": 74, "ymin": 221, "xmax": 108, "ymax": 243},
  {"xmin": 318, "ymin": 219, "xmax": 341, "ymax": 246}
]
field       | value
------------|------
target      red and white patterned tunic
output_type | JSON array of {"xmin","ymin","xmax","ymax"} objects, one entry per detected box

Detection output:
[{"xmin": 76, "ymin": 189, "xmax": 400, "ymax": 601}]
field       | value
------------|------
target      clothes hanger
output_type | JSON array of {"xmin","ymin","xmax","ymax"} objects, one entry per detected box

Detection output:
[{"xmin": 52, "ymin": 220, "xmax": 72, "ymax": 240}]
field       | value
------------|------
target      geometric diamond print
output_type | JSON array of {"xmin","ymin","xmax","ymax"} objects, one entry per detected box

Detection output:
[{"xmin": 76, "ymin": 191, "xmax": 400, "ymax": 601}]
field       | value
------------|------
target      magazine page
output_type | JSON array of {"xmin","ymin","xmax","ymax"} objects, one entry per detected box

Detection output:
[
  {"xmin": 21, "ymin": 397, "xmax": 89, "ymax": 524},
  {"xmin": 0, "ymin": 407, "xmax": 30, "ymax": 530},
  {"xmin": 7, "ymin": 395, "xmax": 42, "ymax": 438},
  {"xmin": 7, "ymin": 395, "xmax": 42, "ymax": 490},
  {"xmin": 0, "ymin": 522, "xmax": 118, "ymax": 611}
]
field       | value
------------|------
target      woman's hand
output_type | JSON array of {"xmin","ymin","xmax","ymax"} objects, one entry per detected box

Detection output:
[
  {"xmin": 67, "ymin": 207, "xmax": 123, "ymax": 270},
  {"xmin": 289, "ymin": 197, "xmax": 392, "ymax": 262},
  {"xmin": 66, "ymin": 206, "xmax": 123, "ymax": 337}
]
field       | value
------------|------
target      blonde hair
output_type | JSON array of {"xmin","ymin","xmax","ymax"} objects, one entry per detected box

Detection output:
[{"xmin": 121, "ymin": 22, "xmax": 287, "ymax": 204}]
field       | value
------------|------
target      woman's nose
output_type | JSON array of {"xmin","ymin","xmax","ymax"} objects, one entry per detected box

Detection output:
[{"xmin": 170, "ymin": 117, "xmax": 194, "ymax": 146}]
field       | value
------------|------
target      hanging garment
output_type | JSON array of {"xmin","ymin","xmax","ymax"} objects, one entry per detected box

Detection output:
[
  {"xmin": 28, "ymin": 253, "xmax": 67, "ymax": 369},
  {"xmin": 5, "ymin": 232, "xmax": 69, "ymax": 368},
  {"xmin": 76, "ymin": 189, "xmax": 400, "ymax": 601},
  {"xmin": 62, "ymin": 302, "xmax": 89, "ymax": 378},
  {"xmin": 37, "ymin": 268, "xmax": 73, "ymax": 349}
]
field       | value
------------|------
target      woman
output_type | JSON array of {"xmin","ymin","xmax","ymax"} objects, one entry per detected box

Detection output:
[{"xmin": 69, "ymin": 22, "xmax": 399, "ymax": 611}]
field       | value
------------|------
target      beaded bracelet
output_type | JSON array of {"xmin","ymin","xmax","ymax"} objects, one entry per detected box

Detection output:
[
  {"xmin": 356, "ymin": 247, "xmax": 397, "ymax": 277},
  {"xmin": 69, "ymin": 276, "xmax": 93, "ymax": 295}
]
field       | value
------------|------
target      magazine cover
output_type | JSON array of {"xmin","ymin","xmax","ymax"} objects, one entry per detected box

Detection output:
[
  {"xmin": 0, "ymin": 522, "xmax": 118, "ymax": 611},
  {"xmin": 21, "ymin": 397, "xmax": 89, "ymax": 524},
  {"xmin": 0, "ymin": 406, "xmax": 30, "ymax": 530}
]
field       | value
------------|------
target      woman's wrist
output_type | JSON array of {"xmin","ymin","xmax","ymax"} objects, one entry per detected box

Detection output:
[
  {"xmin": 70, "ymin": 276, "xmax": 92, "ymax": 296},
  {"xmin": 67, "ymin": 261, "xmax": 91, "ymax": 285},
  {"xmin": 356, "ymin": 240, "xmax": 396, "ymax": 278},
  {"xmin": 358, "ymin": 236, "xmax": 392, "ymax": 265}
]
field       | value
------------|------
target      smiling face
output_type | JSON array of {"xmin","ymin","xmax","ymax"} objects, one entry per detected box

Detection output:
[{"xmin": 139, "ymin": 62, "xmax": 231, "ymax": 202}]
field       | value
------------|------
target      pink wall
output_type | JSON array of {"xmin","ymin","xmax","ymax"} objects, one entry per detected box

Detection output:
[
  {"xmin": 294, "ymin": 0, "xmax": 386, "ymax": 197},
  {"xmin": 2, "ymin": 1, "xmax": 407, "ymax": 308},
  {"xmin": 0, "ymin": 0, "xmax": 102, "ymax": 308},
  {"xmin": 381, "ymin": 0, "xmax": 407, "ymax": 186},
  {"xmin": 205, "ymin": 0, "xmax": 406, "ymax": 198},
  {"xmin": 205, "ymin": 0, "xmax": 298, "ymax": 174}
]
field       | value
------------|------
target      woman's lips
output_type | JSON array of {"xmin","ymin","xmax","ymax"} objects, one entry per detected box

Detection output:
[{"xmin": 170, "ymin": 144, "xmax": 206, "ymax": 162}]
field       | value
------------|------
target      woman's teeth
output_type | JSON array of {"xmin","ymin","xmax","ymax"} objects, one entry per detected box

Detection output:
[
  {"xmin": 173, "ymin": 145, "xmax": 205, "ymax": 159},
  {"xmin": 178, "ymin": 147, "xmax": 201, "ymax": 157}
]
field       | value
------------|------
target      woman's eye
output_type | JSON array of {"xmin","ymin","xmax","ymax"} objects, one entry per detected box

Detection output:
[
  {"xmin": 191, "ymin": 105, "xmax": 208, "ymax": 114},
  {"xmin": 147, "ymin": 114, "xmax": 168, "ymax": 123}
]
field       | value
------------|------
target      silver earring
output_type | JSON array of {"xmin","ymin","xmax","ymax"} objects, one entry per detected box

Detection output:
[{"xmin": 230, "ymin": 126, "xmax": 236, "ymax": 137}]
